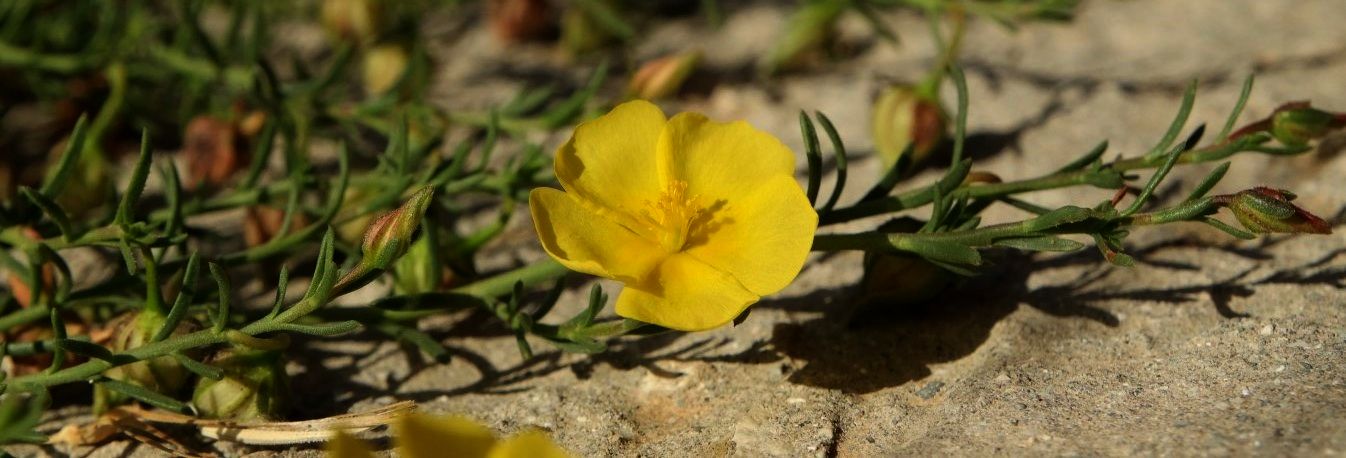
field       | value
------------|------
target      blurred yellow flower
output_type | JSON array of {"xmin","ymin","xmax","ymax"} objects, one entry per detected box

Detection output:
[
  {"xmin": 529, "ymin": 100, "xmax": 817, "ymax": 331},
  {"xmin": 325, "ymin": 412, "xmax": 570, "ymax": 458}
]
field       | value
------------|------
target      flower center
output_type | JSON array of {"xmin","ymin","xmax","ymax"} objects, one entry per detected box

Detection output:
[{"xmin": 640, "ymin": 180, "xmax": 706, "ymax": 253}]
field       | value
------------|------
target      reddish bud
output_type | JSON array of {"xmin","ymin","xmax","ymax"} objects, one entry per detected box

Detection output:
[
  {"xmin": 182, "ymin": 116, "xmax": 244, "ymax": 189},
  {"xmin": 1225, "ymin": 187, "xmax": 1331, "ymax": 235}
]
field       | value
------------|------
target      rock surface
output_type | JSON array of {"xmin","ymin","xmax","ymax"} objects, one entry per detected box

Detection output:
[{"xmin": 28, "ymin": 0, "xmax": 1346, "ymax": 456}]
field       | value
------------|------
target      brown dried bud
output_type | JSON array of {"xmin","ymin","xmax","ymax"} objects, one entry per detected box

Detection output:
[
  {"xmin": 489, "ymin": 0, "xmax": 555, "ymax": 44},
  {"xmin": 182, "ymin": 116, "xmax": 243, "ymax": 189},
  {"xmin": 244, "ymin": 205, "xmax": 309, "ymax": 249},
  {"xmin": 626, "ymin": 50, "xmax": 701, "ymax": 101}
]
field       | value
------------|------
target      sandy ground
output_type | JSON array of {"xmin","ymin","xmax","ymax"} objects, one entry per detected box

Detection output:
[{"xmin": 20, "ymin": 0, "xmax": 1346, "ymax": 456}]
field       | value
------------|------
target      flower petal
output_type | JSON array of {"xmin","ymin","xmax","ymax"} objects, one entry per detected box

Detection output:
[
  {"xmin": 555, "ymin": 100, "xmax": 668, "ymax": 214},
  {"xmin": 684, "ymin": 175, "xmax": 816, "ymax": 295},
  {"xmin": 488, "ymin": 431, "xmax": 572, "ymax": 458},
  {"xmin": 326, "ymin": 430, "xmax": 375, "ymax": 458},
  {"xmin": 394, "ymin": 413, "xmax": 496, "ymax": 458},
  {"xmin": 657, "ymin": 112, "xmax": 797, "ymax": 203},
  {"xmin": 529, "ymin": 188, "xmax": 665, "ymax": 283},
  {"xmin": 614, "ymin": 254, "xmax": 759, "ymax": 331}
]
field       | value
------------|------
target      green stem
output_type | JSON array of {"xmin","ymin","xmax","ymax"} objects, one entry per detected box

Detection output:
[
  {"xmin": 821, "ymin": 137, "xmax": 1287, "ymax": 226},
  {"xmin": 450, "ymin": 258, "xmax": 569, "ymax": 298}
]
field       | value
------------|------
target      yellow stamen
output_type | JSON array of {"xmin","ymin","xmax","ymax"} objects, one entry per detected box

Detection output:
[{"xmin": 640, "ymin": 180, "xmax": 705, "ymax": 252}]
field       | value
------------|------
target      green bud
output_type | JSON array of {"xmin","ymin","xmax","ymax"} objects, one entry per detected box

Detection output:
[
  {"xmin": 48, "ymin": 138, "xmax": 113, "ymax": 219},
  {"xmin": 860, "ymin": 252, "xmax": 954, "ymax": 307},
  {"xmin": 1271, "ymin": 105, "xmax": 1344, "ymax": 147},
  {"xmin": 361, "ymin": 186, "xmax": 435, "ymax": 270},
  {"xmin": 758, "ymin": 0, "xmax": 845, "ymax": 75},
  {"xmin": 393, "ymin": 228, "xmax": 440, "ymax": 295},
  {"xmin": 560, "ymin": 1, "xmax": 619, "ymax": 56},
  {"xmin": 98, "ymin": 311, "xmax": 197, "ymax": 411},
  {"xmin": 1226, "ymin": 187, "xmax": 1331, "ymax": 235},
  {"xmin": 192, "ymin": 349, "xmax": 289, "ymax": 421},
  {"xmin": 872, "ymin": 84, "xmax": 947, "ymax": 171}
]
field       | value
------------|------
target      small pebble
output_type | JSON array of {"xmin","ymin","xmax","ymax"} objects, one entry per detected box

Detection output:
[
  {"xmin": 1260, "ymin": 324, "xmax": 1275, "ymax": 336},
  {"xmin": 916, "ymin": 381, "xmax": 945, "ymax": 400}
]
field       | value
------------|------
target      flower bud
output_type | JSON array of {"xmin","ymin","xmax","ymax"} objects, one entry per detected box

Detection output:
[
  {"xmin": 872, "ymin": 84, "xmax": 946, "ymax": 170},
  {"xmin": 758, "ymin": 0, "xmax": 844, "ymax": 75},
  {"xmin": 101, "ymin": 311, "xmax": 197, "ymax": 405},
  {"xmin": 47, "ymin": 137, "xmax": 112, "ymax": 219},
  {"xmin": 182, "ymin": 115, "xmax": 244, "ymax": 189},
  {"xmin": 337, "ymin": 186, "xmax": 377, "ymax": 247},
  {"xmin": 859, "ymin": 218, "xmax": 953, "ymax": 306},
  {"xmin": 560, "ymin": 3, "xmax": 618, "ymax": 56},
  {"xmin": 361, "ymin": 187, "xmax": 435, "ymax": 269},
  {"xmin": 1271, "ymin": 105, "xmax": 1345, "ymax": 147},
  {"xmin": 362, "ymin": 43, "xmax": 409, "ymax": 97},
  {"xmin": 238, "ymin": 110, "xmax": 268, "ymax": 138},
  {"xmin": 626, "ymin": 50, "xmax": 701, "ymax": 101},
  {"xmin": 392, "ymin": 232, "xmax": 440, "ymax": 295},
  {"xmin": 1226, "ymin": 187, "xmax": 1331, "ymax": 235},
  {"xmin": 192, "ymin": 349, "xmax": 289, "ymax": 421},
  {"xmin": 323, "ymin": 0, "xmax": 381, "ymax": 45},
  {"xmin": 244, "ymin": 205, "xmax": 309, "ymax": 249},
  {"xmin": 861, "ymin": 252, "xmax": 953, "ymax": 307},
  {"xmin": 488, "ymin": 0, "xmax": 555, "ymax": 44}
]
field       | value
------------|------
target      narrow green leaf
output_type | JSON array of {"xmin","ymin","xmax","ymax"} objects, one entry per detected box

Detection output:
[
  {"xmin": 815, "ymin": 111, "xmax": 849, "ymax": 213},
  {"xmin": 95, "ymin": 378, "xmax": 190, "ymax": 413},
  {"xmin": 1123, "ymin": 125, "xmax": 1198, "ymax": 217},
  {"xmin": 19, "ymin": 188, "xmax": 73, "ymax": 242},
  {"xmin": 265, "ymin": 320, "xmax": 361, "ymax": 337},
  {"xmin": 1202, "ymin": 217, "xmax": 1256, "ymax": 240},
  {"xmin": 1218, "ymin": 74, "xmax": 1254, "ymax": 139},
  {"xmin": 994, "ymin": 236, "xmax": 1086, "ymax": 252},
  {"xmin": 172, "ymin": 353, "xmax": 223, "ymax": 380},
  {"xmin": 208, "ymin": 262, "xmax": 231, "ymax": 333},
  {"xmin": 152, "ymin": 252, "xmax": 200, "ymax": 342},
  {"xmin": 268, "ymin": 265, "xmax": 289, "ymax": 319},
  {"xmin": 895, "ymin": 237, "xmax": 982, "ymax": 266},
  {"xmin": 374, "ymin": 322, "xmax": 450, "ymax": 363},
  {"xmin": 1053, "ymin": 140, "xmax": 1108, "ymax": 173},
  {"xmin": 1186, "ymin": 162, "xmax": 1230, "ymax": 201},
  {"xmin": 158, "ymin": 163, "xmax": 183, "ymax": 237},
  {"xmin": 39, "ymin": 115, "xmax": 88, "ymax": 199},
  {"xmin": 949, "ymin": 64, "xmax": 970, "ymax": 165},
  {"xmin": 1144, "ymin": 79, "xmax": 1197, "ymax": 159},
  {"xmin": 572, "ymin": 0, "xmax": 634, "ymax": 40},
  {"xmin": 45, "ymin": 308, "xmax": 66, "ymax": 373},
  {"xmin": 799, "ymin": 111, "xmax": 822, "ymax": 206},
  {"xmin": 116, "ymin": 129, "xmax": 153, "ymax": 226},
  {"xmin": 240, "ymin": 118, "xmax": 276, "ymax": 188}
]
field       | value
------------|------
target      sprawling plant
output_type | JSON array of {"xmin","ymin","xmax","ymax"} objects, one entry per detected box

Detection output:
[{"xmin": 0, "ymin": 0, "xmax": 1338, "ymax": 454}]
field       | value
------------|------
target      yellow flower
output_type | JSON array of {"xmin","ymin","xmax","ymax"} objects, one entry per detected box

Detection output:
[
  {"xmin": 325, "ymin": 412, "xmax": 570, "ymax": 458},
  {"xmin": 529, "ymin": 100, "xmax": 817, "ymax": 331}
]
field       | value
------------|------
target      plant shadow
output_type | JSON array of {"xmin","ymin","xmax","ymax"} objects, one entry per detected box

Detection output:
[{"xmin": 769, "ymin": 237, "xmax": 1346, "ymax": 394}]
